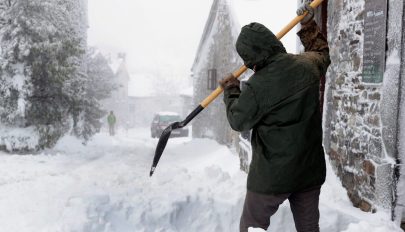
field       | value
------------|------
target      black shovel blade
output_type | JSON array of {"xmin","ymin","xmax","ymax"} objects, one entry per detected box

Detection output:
[
  {"xmin": 149, "ymin": 105, "xmax": 204, "ymax": 177},
  {"xmin": 150, "ymin": 122, "xmax": 180, "ymax": 176}
]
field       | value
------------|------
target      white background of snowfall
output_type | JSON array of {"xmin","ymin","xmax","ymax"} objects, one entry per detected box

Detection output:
[
  {"xmin": 88, "ymin": 0, "xmax": 298, "ymax": 98},
  {"xmin": 0, "ymin": 128, "xmax": 401, "ymax": 232}
]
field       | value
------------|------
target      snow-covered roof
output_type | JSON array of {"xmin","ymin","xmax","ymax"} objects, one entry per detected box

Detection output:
[
  {"xmin": 115, "ymin": 62, "xmax": 131, "ymax": 82},
  {"xmin": 192, "ymin": 0, "xmax": 297, "ymax": 70},
  {"xmin": 157, "ymin": 111, "xmax": 180, "ymax": 116},
  {"xmin": 128, "ymin": 73, "xmax": 155, "ymax": 98},
  {"xmin": 109, "ymin": 58, "xmax": 123, "ymax": 75}
]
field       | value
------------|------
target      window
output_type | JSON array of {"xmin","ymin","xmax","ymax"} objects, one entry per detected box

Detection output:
[{"xmin": 207, "ymin": 69, "xmax": 217, "ymax": 90}]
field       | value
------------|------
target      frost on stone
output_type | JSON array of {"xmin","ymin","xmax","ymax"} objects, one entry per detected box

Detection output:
[{"xmin": 323, "ymin": 0, "xmax": 403, "ymax": 213}]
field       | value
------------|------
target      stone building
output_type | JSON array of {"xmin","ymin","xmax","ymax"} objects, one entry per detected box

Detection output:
[
  {"xmin": 317, "ymin": 0, "xmax": 405, "ymax": 223},
  {"xmin": 191, "ymin": 0, "xmax": 243, "ymax": 145}
]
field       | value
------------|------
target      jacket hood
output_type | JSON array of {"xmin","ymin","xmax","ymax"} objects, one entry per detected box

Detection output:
[{"xmin": 236, "ymin": 22, "xmax": 286, "ymax": 70}]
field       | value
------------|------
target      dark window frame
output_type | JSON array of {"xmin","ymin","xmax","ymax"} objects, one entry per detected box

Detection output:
[{"xmin": 207, "ymin": 69, "xmax": 217, "ymax": 90}]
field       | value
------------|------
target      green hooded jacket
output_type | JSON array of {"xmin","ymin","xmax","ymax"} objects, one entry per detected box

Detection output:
[
  {"xmin": 108, "ymin": 113, "xmax": 116, "ymax": 125},
  {"xmin": 223, "ymin": 21, "xmax": 330, "ymax": 194}
]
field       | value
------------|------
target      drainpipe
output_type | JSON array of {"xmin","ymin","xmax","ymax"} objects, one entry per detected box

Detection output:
[{"xmin": 393, "ymin": 0, "xmax": 405, "ymax": 222}]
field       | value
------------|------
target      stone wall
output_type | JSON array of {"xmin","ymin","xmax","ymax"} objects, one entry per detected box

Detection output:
[{"xmin": 325, "ymin": 0, "xmax": 404, "ymax": 214}]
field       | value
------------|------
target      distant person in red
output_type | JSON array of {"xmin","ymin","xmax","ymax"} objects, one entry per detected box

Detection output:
[{"xmin": 107, "ymin": 111, "xmax": 116, "ymax": 136}]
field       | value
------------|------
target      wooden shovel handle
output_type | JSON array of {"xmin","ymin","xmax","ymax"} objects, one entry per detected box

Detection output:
[
  {"xmin": 276, "ymin": 0, "xmax": 324, "ymax": 39},
  {"xmin": 200, "ymin": 66, "xmax": 248, "ymax": 108},
  {"xmin": 199, "ymin": 0, "xmax": 324, "ymax": 109}
]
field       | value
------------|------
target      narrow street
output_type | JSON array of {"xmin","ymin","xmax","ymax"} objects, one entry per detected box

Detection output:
[
  {"xmin": 0, "ymin": 128, "xmax": 244, "ymax": 231},
  {"xmin": 0, "ymin": 128, "xmax": 401, "ymax": 231}
]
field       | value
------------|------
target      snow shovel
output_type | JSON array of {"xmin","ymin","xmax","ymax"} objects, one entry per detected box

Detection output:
[{"xmin": 150, "ymin": 0, "xmax": 325, "ymax": 177}]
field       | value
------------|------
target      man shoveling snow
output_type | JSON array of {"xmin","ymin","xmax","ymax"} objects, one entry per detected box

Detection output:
[{"xmin": 220, "ymin": 1, "xmax": 330, "ymax": 231}]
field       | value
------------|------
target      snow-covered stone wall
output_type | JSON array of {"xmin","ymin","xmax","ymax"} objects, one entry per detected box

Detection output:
[{"xmin": 324, "ymin": 0, "xmax": 403, "ymax": 216}]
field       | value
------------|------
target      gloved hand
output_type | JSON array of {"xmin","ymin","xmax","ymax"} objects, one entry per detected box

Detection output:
[
  {"xmin": 297, "ymin": 0, "xmax": 314, "ymax": 25},
  {"xmin": 219, "ymin": 74, "xmax": 240, "ymax": 90}
]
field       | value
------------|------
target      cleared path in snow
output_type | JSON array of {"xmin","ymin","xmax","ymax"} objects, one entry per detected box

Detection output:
[
  {"xmin": 0, "ymin": 128, "xmax": 401, "ymax": 232},
  {"xmin": 0, "ymin": 128, "xmax": 244, "ymax": 232}
]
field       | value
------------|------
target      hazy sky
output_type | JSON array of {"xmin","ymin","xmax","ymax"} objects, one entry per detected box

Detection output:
[{"xmin": 88, "ymin": 0, "xmax": 298, "ymax": 83}]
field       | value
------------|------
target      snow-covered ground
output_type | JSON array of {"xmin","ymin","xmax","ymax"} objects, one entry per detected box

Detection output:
[{"xmin": 0, "ymin": 128, "xmax": 401, "ymax": 232}]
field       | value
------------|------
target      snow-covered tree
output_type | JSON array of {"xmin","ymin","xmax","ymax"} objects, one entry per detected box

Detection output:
[
  {"xmin": 0, "ymin": 0, "xmax": 87, "ymax": 150},
  {"xmin": 86, "ymin": 49, "xmax": 116, "ymax": 101},
  {"xmin": 0, "ymin": 1, "xmax": 10, "ymax": 27},
  {"xmin": 27, "ymin": 34, "xmax": 83, "ymax": 148},
  {"xmin": 73, "ymin": 49, "xmax": 116, "ymax": 142}
]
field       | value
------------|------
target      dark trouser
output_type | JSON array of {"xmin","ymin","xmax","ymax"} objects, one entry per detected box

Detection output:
[
  {"xmin": 109, "ymin": 124, "xmax": 115, "ymax": 136},
  {"xmin": 240, "ymin": 186, "xmax": 321, "ymax": 232}
]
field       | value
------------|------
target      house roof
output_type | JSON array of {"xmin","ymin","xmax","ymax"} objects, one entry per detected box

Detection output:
[
  {"xmin": 109, "ymin": 58, "xmax": 123, "ymax": 75},
  {"xmin": 115, "ymin": 61, "xmax": 130, "ymax": 81},
  {"xmin": 191, "ymin": 0, "xmax": 223, "ymax": 71},
  {"xmin": 192, "ymin": 0, "xmax": 297, "ymax": 71}
]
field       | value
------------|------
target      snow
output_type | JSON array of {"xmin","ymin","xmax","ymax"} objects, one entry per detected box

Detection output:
[
  {"xmin": 191, "ymin": 6, "xmax": 219, "ymax": 73},
  {"xmin": 109, "ymin": 58, "xmax": 123, "ymax": 75},
  {"xmin": 231, "ymin": 0, "xmax": 297, "ymax": 53},
  {"xmin": 11, "ymin": 63, "xmax": 26, "ymax": 91},
  {"xmin": 249, "ymin": 228, "xmax": 266, "ymax": 232},
  {"xmin": 179, "ymin": 86, "xmax": 193, "ymax": 97},
  {"xmin": 0, "ymin": 126, "xmax": 39, "ymax": 151},
  {"xmin": 0, "ymin": 128, "xmax": 401, "ymax": 231},
  {"xmin": 157, "ymin": 111, "xmax": 180, "ymax": 116},
  {"xmin": 381, "ymin": 48, "xmax": 401, "ymax": 162},
  {"xmin": 399, "ymin": 76, "xmax": 405, "ymax": 220},
  {"xmin": 128, "ymin": 73, "xmax": 155, "ymax": 98}
]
